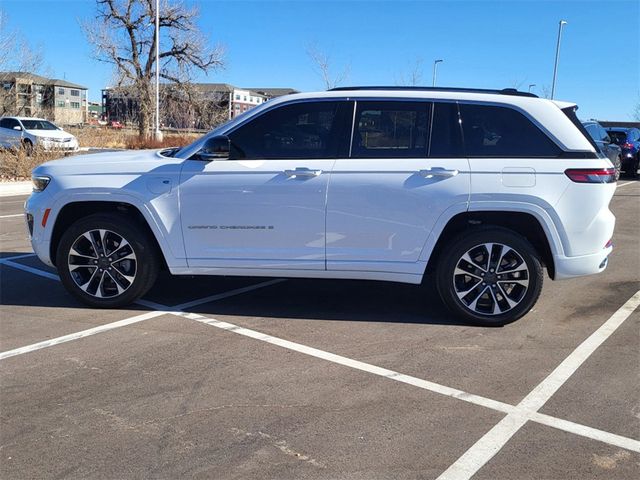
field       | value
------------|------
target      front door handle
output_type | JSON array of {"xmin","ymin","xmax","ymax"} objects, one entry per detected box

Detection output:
[
  {"xmin": 418, "ymin": 167, "xmax": 459, "ymax": 178},
  {"xmin": 284, "ymin": 167, "xmax": 322, "ymax": 178}
]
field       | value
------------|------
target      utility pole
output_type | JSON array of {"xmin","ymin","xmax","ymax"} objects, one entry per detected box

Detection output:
[
  {"xmin": 154, "ymin": 0, "xmax": 163, "ymax": 141},
  {"xmin": 551, "ymin": 20, "xmax": 568, "ymax": 100},
  {"xmin": 432, "ymin": 59, "xmax": 443, "ymax": 87}
]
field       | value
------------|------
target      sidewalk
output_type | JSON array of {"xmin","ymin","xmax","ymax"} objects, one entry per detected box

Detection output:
[{"xmin": 0, "ymin": 181, "xmax": 32, "ymax": 197}]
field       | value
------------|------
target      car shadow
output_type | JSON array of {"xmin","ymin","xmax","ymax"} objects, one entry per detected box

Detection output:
[{"xmin": 1, "ymin": 251, "xmax": 472, "ymax": 327}]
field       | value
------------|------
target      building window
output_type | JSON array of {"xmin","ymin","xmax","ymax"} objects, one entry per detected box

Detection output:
[
  {"xmin": 244, "ymin": 96, "xmax": 247, "ymax": 101},
  {"xmin": 57, "ymin": 100, "xmax": 66, "ymax": 108},
  {"xmin": 70, "ymin": 102, "xmax": 80, "ymax": 109},
  {"xmin": 71, "ymin": 89, "xmax": 80, "ymax": 96},
  {"xmin": 235, "ymin": 94, "xmax": 240, "ymax": 100},
  {"xmin": 58, "ymin": 87, "xmax": 65, "ymax": 95}
]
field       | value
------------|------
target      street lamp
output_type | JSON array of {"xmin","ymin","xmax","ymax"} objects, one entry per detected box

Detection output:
[
  {"xmin": 551, "ymin": 20, "xmax": 568, "ymax": 100},
  {"xmin": 432, "ymin": 59, "xmax": 443, "ymax": 87},
  {"xmin": 528, "ymin": 83, "xmax": 536, "ymax": 92},
  {"xmin": 154, "ymin": 0, "xmax": 163, "ymax": 141}
]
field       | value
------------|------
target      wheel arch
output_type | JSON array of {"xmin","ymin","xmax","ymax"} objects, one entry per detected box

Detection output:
[
  {"xmin": 49, "ymin": 201, "xmax": 168, "ymax": 270},
  {"xmin": 425, "ymin": 210, "xmax": 558, "ymax": 279}
]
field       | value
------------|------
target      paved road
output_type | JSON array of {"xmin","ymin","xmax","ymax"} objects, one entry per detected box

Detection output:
[{"xmin": 1, "ymin": 181, "xmax": 638, "ymax": 479}]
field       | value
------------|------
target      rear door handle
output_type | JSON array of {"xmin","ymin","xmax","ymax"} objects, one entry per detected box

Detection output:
[
  {"xmin": 284, "ymin": 167, "xmax": 322, "ymax": 178},
  {"xmin": 418, "ymin": 167, "xmax": 459, "ymax": 178}
]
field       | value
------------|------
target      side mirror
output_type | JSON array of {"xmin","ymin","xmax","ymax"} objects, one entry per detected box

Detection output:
[
  {"xmin": 200, "ymin": 135, "xmax": 230, "ymax": 160},
  {"xmin": 13, "ymin": 125, "xmax": 22, "ymax": 131}
]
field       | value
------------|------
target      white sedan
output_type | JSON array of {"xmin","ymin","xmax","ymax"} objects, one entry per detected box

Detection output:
[{"xmin": 0, "ymin": 116, "xmax": 79, "ymax": 154}]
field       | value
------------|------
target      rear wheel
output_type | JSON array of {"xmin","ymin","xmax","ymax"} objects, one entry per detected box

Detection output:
[
  {"xmin": 56, "ymin": 213, "xmax": 160, "ymax": 308},
  {"xmin": 436, "ymin": 228, "xmax": 543, "ymax": 326},
  {"xmin": 613, "ymin": 155, "xmax": 622, "ymax": 181}
]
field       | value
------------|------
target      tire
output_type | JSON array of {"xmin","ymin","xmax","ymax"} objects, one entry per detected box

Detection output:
[
  {"xmin": 435, "ymin": 227, "xmax": 543, "ymax": 326},
  {"xmin": 23, "ymin": 139, "xmax": 33, "ymax": 156},
  {"xmin": 56, "ymin": 213, "xmax": 160, "ymax": 308}
]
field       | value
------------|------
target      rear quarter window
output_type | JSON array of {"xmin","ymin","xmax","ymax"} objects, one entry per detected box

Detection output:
[{"xmin": 459, "ymin": 104, "xmax": 561, "ymax": 157}]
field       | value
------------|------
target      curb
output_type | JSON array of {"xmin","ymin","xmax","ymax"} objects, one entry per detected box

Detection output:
[{"xmin": 0, "ymin": 181, "xmax": 32, "ymax": 197}]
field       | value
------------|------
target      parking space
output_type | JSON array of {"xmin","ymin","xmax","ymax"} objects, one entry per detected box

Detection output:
[{"xmin": 1, "ymin": 181, "xmax": 639, "ymax": 479}]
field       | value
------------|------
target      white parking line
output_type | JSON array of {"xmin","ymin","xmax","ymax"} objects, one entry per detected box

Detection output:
[
  {"xmin": 2, "ymin": 257, "xmax": 639, "ymax": 458},
  {"xmin": 0, "ymin": 310, "xmax": 168, "ymax": 360},
  {"xmin": 437, "ymin": 289, "xmax": 640, "ymax": 480},
  {"xmin": 175, "ymin": 309, "xmax": 640, "ymax": 454},
  {"xmin": 0, "ymin": 213, "xmax": 23, "ymax": 219},
  {"xmin": 0, "ymin": 258, "xmax": 287, "ymax": 359},
  {"xmin": 617, "ymin": 181, "xmax": 636, "ymax": 188}
]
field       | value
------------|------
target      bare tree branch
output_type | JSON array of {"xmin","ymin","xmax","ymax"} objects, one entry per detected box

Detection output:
[
  {"xmin": 306, "ymin": 43, "xmax": 350, "ymax": 90},
  {"xmin": 83, "ymin": 0, "xmax": 225, "ymax": 136}
]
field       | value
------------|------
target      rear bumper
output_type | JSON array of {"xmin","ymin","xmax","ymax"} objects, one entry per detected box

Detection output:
[{"xmin": 553, "ymin": 245, "xmax": 613, "ymax": 280}]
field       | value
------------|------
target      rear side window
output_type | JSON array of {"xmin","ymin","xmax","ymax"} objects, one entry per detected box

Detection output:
[
  {"xmin": 460, "ymin": 104, "xmax": 560, "ymax": 157},
  {"xmin": 607, "ymin": 131, "xmax": 627, "ymax": 144},
  {"xmin": 351, "ymin": 101, "xmax": 430, "ymax": 158},
  {"xmin": 228, "ymin": 101, "xmax": 344, "ymax": 159}
]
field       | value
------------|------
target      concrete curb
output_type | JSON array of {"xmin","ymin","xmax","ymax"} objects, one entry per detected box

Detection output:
[{"xmin": 0, "ymin": 181, "xmax": 32, "ymax": 198}]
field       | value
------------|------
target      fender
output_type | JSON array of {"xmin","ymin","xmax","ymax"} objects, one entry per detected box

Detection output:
[{"xmin": 45, "ymin": 188, "xmax": 187, "ymax": 269}]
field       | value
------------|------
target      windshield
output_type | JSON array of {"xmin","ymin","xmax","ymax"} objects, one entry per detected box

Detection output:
[
  {"xmin": 607, "ymin": 131, "xmax": 627, "ymax": 145},
  {"xmin": 21, "ymin": 120, "xmax": 59, "ymax": 130}
]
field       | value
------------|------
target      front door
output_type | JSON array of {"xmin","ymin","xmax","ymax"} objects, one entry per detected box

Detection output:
[
  {"xmin": 179, "ymin": 100, "xmax": 351, "ymax": 270},
  {"xmin": 326, "ymin": 101, "xmax": 470, "ymax": 275}
]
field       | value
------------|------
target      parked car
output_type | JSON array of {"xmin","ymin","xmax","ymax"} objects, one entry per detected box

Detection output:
[
  {"xmin": 109, "ymin": 120, "xmax": 124, "ymax": 129},
  {"xmin": 0, "ymin": 117, "xmax": 79, "ymax": 154},
  {"xmin": 604, "ymin": 127, "xmax": 640, "ymax": 178},
  {"xmin": 25, "ymin": 87, "xmax": 616, "ymax": 326},
  {"xmin": 582, "ymin": 120, "xmax": 621, "ymax": 179}
]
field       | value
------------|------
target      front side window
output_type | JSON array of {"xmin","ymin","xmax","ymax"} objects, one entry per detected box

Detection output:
[
  {"xmin": 228, "ymin": 101, "xmax": 344, "ymax": 160},
  {"xmin": 459, "ymin": 104, "xmax": 560, "ymax": 157},
  {"xmin": 351, "ymin": 101, "xmax": 429, "ymax": 158}
]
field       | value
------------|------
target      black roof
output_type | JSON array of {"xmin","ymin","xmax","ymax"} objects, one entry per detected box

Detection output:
[{"xmin": 328, "ymin": 86, "xmax": 538, "ymax": 98}]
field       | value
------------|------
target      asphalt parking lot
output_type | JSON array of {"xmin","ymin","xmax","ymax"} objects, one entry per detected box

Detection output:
[{"xmin": 1, "ymin": 181, "xmax": 639, "ymax": 479}]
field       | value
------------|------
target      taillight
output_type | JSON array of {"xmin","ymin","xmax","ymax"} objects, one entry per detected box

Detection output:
[
  {"xmin": 622, "ymin": 142, "xmax": 633, "ymax": 149},
  {"xmin": 564, "ymin": 168, "xmax": 617, "ymax": 183}
]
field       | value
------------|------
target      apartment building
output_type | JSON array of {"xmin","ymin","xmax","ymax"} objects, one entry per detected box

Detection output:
[{"xmin": 0, "ymin": 72, "xmax": 88, "ymax": 125}]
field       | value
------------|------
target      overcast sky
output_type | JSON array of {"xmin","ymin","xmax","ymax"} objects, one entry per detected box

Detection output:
[{"xmin": 3, "ymin": 0, "xmax": 639, "ymax": 120}]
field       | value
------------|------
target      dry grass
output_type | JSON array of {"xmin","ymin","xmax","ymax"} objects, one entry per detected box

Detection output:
[
  {"xmin": 0, "ymin": 128, "xmax": 200, "ymax": 180},
  {"xmin": 0, "ymin": 148, "xmax": 63, "ymax": 180},
  {"xmin": 68, "ymin": 127, "xmax": 199, "ymax": 149}
]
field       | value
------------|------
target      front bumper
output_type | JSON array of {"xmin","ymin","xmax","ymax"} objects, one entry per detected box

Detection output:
[
  {"xmin": 24, "ymin": 191, "xmax": 54, "ymax": 267},
  {"xmin": 38, "ymin": 139, "xmax": 79, "ymax": 152},
  {"xmin": 553, "ymin": 245, "xmax": 613, "ymax": 280}
]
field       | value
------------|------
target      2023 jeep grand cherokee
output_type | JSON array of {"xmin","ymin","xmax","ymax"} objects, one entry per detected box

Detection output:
[{"xmin": 25, "ymin": 87, "xmax": 616, "ymax": 325}]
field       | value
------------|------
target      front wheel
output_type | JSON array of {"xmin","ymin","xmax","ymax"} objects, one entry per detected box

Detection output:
[
  {"xmin": 56, "ymin": 213, "xmax": 160, "ymax": 308},
  {"xmin": 436, "ymin": 228, "xmax": 543, "ymax": 326}
]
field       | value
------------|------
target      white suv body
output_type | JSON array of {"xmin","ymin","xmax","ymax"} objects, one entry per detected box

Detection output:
[
  {"xmin": 0, "ymin": 117, "xmax": 79, "ymax": 152},
  {"xmin": 25, "ymin": 88, "xmax": 616, "ymax": 325}
]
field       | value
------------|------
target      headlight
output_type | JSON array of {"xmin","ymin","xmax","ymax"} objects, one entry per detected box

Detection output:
[{"xmin": 32, "ymin": 175, "xmax": 51, "ymax": 192}]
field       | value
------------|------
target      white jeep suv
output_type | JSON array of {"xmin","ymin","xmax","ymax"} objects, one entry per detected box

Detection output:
[{"xmin": 25, "ymin": 87, "xmax": 616, "ymax": 325}]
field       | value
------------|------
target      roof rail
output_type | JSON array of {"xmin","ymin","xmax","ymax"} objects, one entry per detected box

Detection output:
[{"xmin": 327, "ymin": 86, "xmax": 538, "ymax": 98}]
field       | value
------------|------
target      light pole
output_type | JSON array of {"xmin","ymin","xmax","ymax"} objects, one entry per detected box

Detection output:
[
  {"xmin": 528, "ymin": 83, "xmax": 536, "ymax": 92},
  {"xmin": 551, "ymin": 20, "xmax": 567, "ymax": 100},
  {"xmin": 432, "ymin": 59, "xmax": 443, "ymax": 87},
  {"xmin": 154, "ymin": 0, "xmax": 163, "ymax": 141}
]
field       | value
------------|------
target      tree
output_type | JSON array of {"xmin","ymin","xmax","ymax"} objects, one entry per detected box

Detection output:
[
  {"xmin": 0, "ymin": 9, "xmax": 47, "ymax": 117},
  {"xmin": 395, "ymin": 58, "xmax": 424, "ymax": 86},
  {"xmin": 306, "ymin": 44, "xmax": 350, "ymax": 90},
  {"xmin": 84, "ymin": 0, "xmax": 224, "ymax": 137}
]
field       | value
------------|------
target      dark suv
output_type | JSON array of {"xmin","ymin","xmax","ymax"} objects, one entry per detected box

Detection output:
[
  {"xmin": 582, "ymin": 121, "xmax": 622, "ymax": 178},
  {"xmin": 605, "ymin": 127, "xmax": 640, "ymax": 178}
]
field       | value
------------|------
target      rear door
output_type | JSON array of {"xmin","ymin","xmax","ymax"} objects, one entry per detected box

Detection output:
[{"xmin": 325, "ymin": 100, "xmax": 470, "ymax": 275}]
